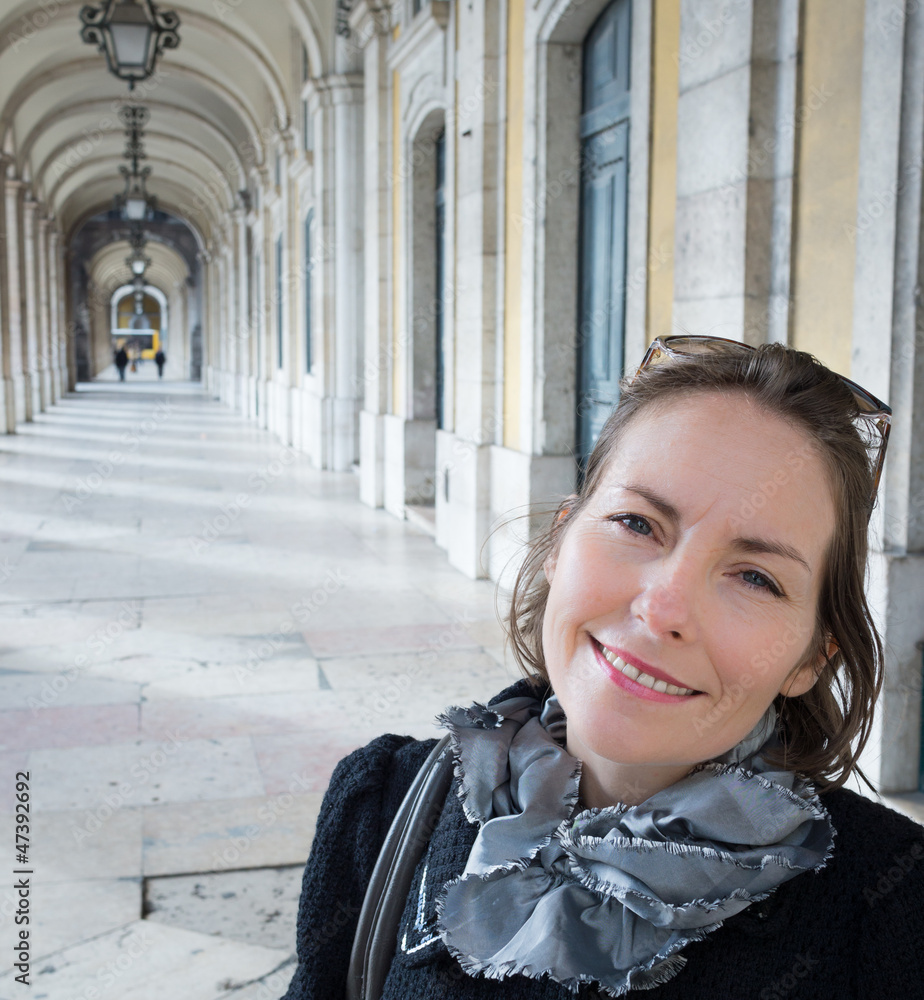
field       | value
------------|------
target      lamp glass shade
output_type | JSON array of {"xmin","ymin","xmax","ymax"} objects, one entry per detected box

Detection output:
[
  {"xmin": 125, "ymin": 196, "xmax": 147, "ymax": 220},
  {"xmin": 109, "ymin": 6, "xmax": 152, "ymax": 70},
  {"xmin": 131, "ymin": 258, "xmax": 146, "ymax": 275}
]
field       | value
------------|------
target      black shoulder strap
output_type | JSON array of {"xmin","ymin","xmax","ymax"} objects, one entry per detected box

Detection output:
[{"xmin": 347, "ymin": 734, "xmax": 454, "ymax": 1000}]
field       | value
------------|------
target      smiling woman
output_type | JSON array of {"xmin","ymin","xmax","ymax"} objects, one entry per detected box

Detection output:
[{"xmin": 283, "ymin": 340, "xmax": 924, "ymax": 1000}]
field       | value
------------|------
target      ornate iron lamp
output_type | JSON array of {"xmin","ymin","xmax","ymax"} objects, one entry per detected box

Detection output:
[
  {"xmin": 126, "ymin": 221, "xmax": 152, "ymax": 278},
  {"xmin": 113, "ymin": 105, "xmax": 158, "ymax": 220},
  {"xmin": 80, "ymin": 0, "xmax": 180, "ymax": 90}
]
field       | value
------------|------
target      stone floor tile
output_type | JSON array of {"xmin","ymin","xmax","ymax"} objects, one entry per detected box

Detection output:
[
  {"xmin": 142, "ymin": 792, "xmax": 322, "ymax": 877},
  {"xmin": 28, "ymin": 737, "xmax": 264, "ymax": 812},
  {"xmin": 0, "ymin": 919, "xmax": 291, "ymax": 1000},
  {"xmin": 0, "ymin": 703, "xmax": 140, "ymax": 752},
  {"xmin": 0, "ymin": 805, "xmax": 144, "ymax": 882},
  {"xmin": 140, "ymin": 658, "xmax": 319, "ymax": 701},
  {"xmin": 0, "ymin": 671, "xmax": 142, "ymax": 713},
  {"xmin": 252, "ymin": 731, "xmax": 372, "ymax": 794},
  {"xmin": 140, "ymin": 692, "xmax": 322, "ymax": 741},
  {"xmin": 32, "ymin": 878, "xmax": 142, "ymax": 960},
  {"xmin": 302, "ymin": 620, "xmax": 485, "ymax": 659},
  {"xmin": 145, "ymin": 866, "xmax": 303, "ymax": 950}
]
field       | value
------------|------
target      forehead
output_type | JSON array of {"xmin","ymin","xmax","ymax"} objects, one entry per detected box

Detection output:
[{"xmin": 593, "ymin": 392, "xmax": 837, "ymax": 562}]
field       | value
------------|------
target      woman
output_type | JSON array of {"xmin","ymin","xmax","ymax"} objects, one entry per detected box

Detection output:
[{"xmin": 282, "ymin": 338, "xmax": 923, "ymax": 999}]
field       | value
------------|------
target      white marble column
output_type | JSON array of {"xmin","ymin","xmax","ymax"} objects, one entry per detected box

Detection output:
[
  {"xmin": 234, "ymin": 206, "xmax": 249, "ymax": 411},
  {"xmin": 351, "ymin": 0, "xmax": 392, "ymax": 506},
  {"xmin": 47, "ymin": 230, "xmax": 64, "ymax": 402},
  {"xmin": 5, "ymin": 179, "xmax": 28, "ymax": 423},
  {"xmin": 21, "ymin": 197, "xmax": 41, "ymax": 418},
  {"xmin": 0, "ymin": 158, "xmax": 14, "ymax": 432},
  {"xmin": 314, "ymin": 73, "xmax": 364, "ymax": 471},
  {"xmin": 36, "ymin": 217, "xmax": 53, "ymax": 410}
]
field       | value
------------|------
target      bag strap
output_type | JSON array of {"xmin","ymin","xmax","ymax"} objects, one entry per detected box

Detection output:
[{"xmin": 347, "ymin": 734, "xmax": 454, "ymax": 1000}]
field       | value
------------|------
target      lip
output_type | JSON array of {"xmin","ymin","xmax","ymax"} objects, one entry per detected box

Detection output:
[{"xmin": 591, "ymin": 637, "xmax": 702, "ymax": 702}]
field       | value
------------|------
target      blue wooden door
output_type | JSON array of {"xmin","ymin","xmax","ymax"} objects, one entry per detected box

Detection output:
[{"xmin": 578, "ymin": 0, "xmax": 631, "ymax": 462}]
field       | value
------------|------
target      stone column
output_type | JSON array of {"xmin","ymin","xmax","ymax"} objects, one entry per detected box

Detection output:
[
  {"xmin": 36, "ymin": 218, "xmax": 53, "ymax": 409},
  {"xmin": 436, "ymin": 0, "xmax": 504, "ymax": 577},
  {"xmin": 0, "ymin": 157, "xmax": 14, "ymax": 432},
  {"xmin": 850, "ymin": 0, "xmax": 924, "ymax": 793},
  {"xmin": 351, "ymin": 0, "xmax": 392, "ymax": 506},
  {"xmin": 21, "ymin": 197, "xmax": 41, "ymax": 417},
  {"xmin": 5, "ymin": 179, "xmax": 28, "ymax": 423},
  {"xmin": 672, "ymin": 0, "xmax": 798, "ymax": 343},
  {"xmin": 314, "ymin": 72, "xmax": 364, "ymax": 471},
  {"xmin": 234, "ymin": 206, "xmax": 249, "ymax": 412}
]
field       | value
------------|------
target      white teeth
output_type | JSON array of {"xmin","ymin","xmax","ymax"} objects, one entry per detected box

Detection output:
[{"xmin": 598, "ymin": 643, "xmax": 696, "ymax": 696}]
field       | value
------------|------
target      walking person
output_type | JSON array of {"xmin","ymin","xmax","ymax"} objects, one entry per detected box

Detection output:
[
  {"xmin": 114, "ymin": 345, "xmax": 128, "ymax": 381},
  {"xmin": 155, "ymin": 348, "xmax": 166, "ymax": 379}
]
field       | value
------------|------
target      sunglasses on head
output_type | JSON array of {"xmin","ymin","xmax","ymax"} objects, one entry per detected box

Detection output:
[{"xmin": 635, "ymin": 336, "xmax": 892, "ymax": 514}]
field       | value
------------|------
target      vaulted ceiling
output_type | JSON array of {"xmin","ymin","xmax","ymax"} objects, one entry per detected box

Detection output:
[{"xmin": 0, "ymin": 0, "xmax": 333, "ymax": 244}]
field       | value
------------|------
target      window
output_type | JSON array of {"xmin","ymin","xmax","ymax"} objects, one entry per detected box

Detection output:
[
  {"xmin": 301, "ymin": 43, "xmax": 309, "ymax": 84},
  {"xmin": 304, "ymin": 210, "xmax": 314, "ymax": 372},
  {"xmin": 275, "ymin": 149, "xmax": 282, "ymax": 190}
]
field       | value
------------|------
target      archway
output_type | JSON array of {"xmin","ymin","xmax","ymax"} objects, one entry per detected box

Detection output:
[{"xmin": 111, "ymin": 285, "xmax": 168, "ymax": 362}]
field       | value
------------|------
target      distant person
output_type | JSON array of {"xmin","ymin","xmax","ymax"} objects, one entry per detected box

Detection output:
[
  {"xmin": 115, "ymin": 346, "xmax": 128, "ymax": 381},
  {"xmin": 155, "ymin": 349, "xmax": 166, "ymax": 379}
]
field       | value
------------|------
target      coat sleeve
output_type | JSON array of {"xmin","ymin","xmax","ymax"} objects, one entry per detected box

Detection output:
[{"xmin": 280, "ymin": 733, "xmax": 438, "ymax": 1000}]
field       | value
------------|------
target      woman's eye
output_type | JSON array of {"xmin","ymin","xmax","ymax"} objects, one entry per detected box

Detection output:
[
  {"xmin": 740, "ymin": 569, "xmax": 782, "ymax": 597},
  {"xmin": 609, "ymin": 514, "xmax": 653, "ymax": 536}
]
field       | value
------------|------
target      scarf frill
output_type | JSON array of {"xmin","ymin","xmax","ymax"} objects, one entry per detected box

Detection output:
[{"xmin": 433, "ymin": 693, "xmax": 835, "ymax": 997}]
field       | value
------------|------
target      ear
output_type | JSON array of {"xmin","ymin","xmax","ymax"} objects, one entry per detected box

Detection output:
[
  {"xmin": 780, "ymin": 637, "xmax": 838, "ymax": 698},
  {"xmin": 544, "ymin": 550, "xmax": 557, "ymax": 584}
]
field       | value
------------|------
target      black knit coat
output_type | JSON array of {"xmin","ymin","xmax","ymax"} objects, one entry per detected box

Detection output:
[{"xmin": 281, "ymin": 680, "xmax": 924, "ymax": 999}]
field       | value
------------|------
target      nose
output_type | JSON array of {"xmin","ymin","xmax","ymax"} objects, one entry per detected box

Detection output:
[{"xmin": 629, "ymin": 547, "xmax": 700, "ymax": 642}]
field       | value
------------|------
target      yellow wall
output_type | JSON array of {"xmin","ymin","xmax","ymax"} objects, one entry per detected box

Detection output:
[
  {"xmin": 116, "ymin": 292, "xmax": 162, "ymax": 356},
  {"xmin": 646, "ymin": 0, "xmax": 680, "ymax": 345},
  {"xmin": 790, "ymin": 0, "xmax": 864, "ymax": 372},
  {"xmin": 502, "ymin": 0, "xmax": 525, "ymax": 450}
]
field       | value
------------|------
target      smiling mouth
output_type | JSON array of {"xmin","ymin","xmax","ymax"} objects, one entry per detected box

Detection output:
[{"xmin": 592, "ymin": 638, "xmax": 701, "ymax": 697}]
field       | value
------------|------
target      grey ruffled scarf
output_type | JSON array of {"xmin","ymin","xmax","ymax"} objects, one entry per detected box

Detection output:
[{"xmin": 435, "ymin": 691, "xmax": 834, "ymax": 996}]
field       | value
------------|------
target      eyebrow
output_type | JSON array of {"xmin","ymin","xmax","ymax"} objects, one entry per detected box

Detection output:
[{"xmin": 611, "ymin": 482, "xmax": 812, "ymax": 574}]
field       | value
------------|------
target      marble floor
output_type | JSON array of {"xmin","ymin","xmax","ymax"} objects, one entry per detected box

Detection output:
[{"xmin": 0, "ymin": 367, "xmax": 518, "ymax": 999}]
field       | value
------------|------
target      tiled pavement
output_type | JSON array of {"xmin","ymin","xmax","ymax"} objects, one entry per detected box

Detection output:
[{"xmin": 0, "ymin": 367, "xmax": 517, "ymax": 999}]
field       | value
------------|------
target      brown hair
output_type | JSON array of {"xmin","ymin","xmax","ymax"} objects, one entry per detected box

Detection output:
[{"xmin": 504, "ymin": 343, "xmax": 884, "ymax": 792}]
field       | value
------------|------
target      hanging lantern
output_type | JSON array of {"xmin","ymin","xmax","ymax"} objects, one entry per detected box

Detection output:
[{"xmin": 80, "ymin": 0, "xmax": 180, "ymax": 91}]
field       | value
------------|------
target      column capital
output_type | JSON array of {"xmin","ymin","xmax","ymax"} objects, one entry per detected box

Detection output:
[
  {"xmin": 312, "ymin": 73, "xmax": 364, "ymax": 108},
  {"xmin": 348, "ymin": 0, "xmax": 393, "ymax": 42}
]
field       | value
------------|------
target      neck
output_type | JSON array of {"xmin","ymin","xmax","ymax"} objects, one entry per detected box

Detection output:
[{"xmin": 570, "ymin": 740, "xmax": 694, "ymax": 808}]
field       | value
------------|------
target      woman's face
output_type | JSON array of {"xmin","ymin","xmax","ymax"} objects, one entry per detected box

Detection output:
[{"xmin": 542, "ymin": 391, "xmax": 837, "ymax": 776}]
